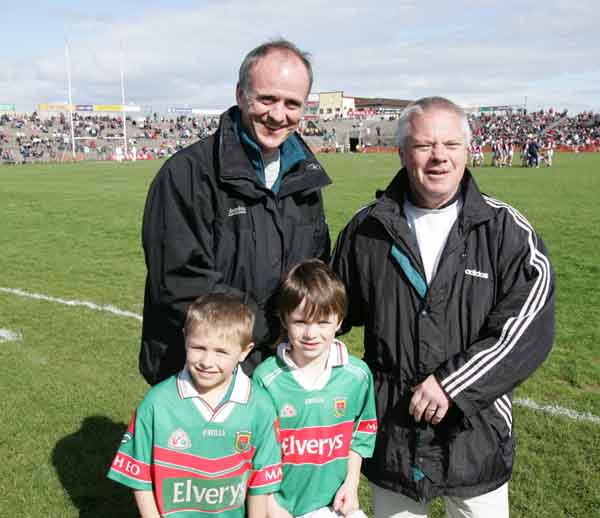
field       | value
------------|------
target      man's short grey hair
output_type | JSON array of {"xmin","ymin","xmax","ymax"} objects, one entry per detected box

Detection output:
[
  {"xmin": 396, "ymin": 97, "xmax": 472, "ymax": 152},
  {"xmin": 238, "ymin": 39, "xmax": 313, "ymax": 100}
]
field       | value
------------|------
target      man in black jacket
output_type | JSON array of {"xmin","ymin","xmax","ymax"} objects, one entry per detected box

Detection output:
[
  {"xmin": 332, "ymin": 97, "xmax": 554, "ymax": 517},
  {"xmin": 140, "ymin": 40, "xmax": 331, "ymax": 385}
]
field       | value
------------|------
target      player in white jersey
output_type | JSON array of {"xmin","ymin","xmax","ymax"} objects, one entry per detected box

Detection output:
[
  {"xmin": 491, "ymin": 140, "xmax": 503, "ymax": 167},
  {"xmin": 541, "ymin": 139, "xmax": 555, "ymax": 167},
  {"xmin": 470, "ymin": 142, "xmax": 484, "ymax": 167},
  {"xmin": 254, "ymin": 259, "xmax": 377, "ymax": 518},
  {"xmin": 505, "ymin": 140, "xmax": 514, "ymax": 167},
  {"xmin": 108, "ymin": 294, "xmax": 282, "ymax": 518}
]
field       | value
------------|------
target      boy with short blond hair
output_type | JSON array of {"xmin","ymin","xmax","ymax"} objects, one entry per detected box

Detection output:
[
  {"xmin": 108, "ymin": 293, "xmax": 282, "ymax": 518},
  {"xmin": 253, "ymin": 259, "xmax": 377, "ymax": 518}
]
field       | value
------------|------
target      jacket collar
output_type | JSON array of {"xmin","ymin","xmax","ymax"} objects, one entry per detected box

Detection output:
[
  {"xmin": 371, "ymin": 168, "xmax": 494, "ymax": 239},
  {"xmin": 216, "ymin": 106, "xmax": 332, "ymax": 199},
  {"xmin": 230, "ymin": 107, "xmax": 308, "ymax": 192}
]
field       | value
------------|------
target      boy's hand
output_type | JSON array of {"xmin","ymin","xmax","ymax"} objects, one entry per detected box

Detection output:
[
  {"xmin": 267, "ymin": 494, "xmax": 293, "ymax": 518},
  {"xmin": 332, "ymin": 481, "xmax": 359, "ymax": 516}
]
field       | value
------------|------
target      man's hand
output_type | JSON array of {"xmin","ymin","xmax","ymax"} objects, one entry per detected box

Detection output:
[{"xmin": 409, "ymin": 374, "xmax": 452, "ymax": 424}]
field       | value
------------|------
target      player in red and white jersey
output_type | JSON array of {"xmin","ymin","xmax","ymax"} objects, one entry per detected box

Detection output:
[
  {"xmin": 108, "ymin": 294, "xmax": 282, "ymax": 518},
  {"xmin": 470, "ymin": 142, "xmax": 484, "ymax": 167},
  {"xmin": 491, "ymin": 140, "xmax": 503, "ymax": 167},
  {"xmin": 541, "ymin": 138, "xmax": 555, "ymax": 167},
  {"xmin": 254, "ymin": 259, "xmax": 377, "ymax": 518},
  {"xmin": 505, "ymin": 140, "xmax": 514, "ymax": 167}
]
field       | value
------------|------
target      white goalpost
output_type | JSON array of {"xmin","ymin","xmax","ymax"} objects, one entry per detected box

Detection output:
[{"xmin": 61, "ymin": 40, "xmax": 136, "ymax": 162}]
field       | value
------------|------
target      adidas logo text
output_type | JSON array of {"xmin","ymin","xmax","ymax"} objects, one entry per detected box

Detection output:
[
  {"xmin": 465, "ymin": 269, "xmax": 489, "ymax": 279},
  {"xmin": 228, "ymin": 206, "xmax": 247, "ymax": 217}
]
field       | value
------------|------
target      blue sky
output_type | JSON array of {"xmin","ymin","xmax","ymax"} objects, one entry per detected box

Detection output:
[{"xmin": 1, "ymin": 0, "xmax": 598, "ymax": 113}]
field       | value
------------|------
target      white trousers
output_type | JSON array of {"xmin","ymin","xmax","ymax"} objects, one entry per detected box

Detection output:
[{"xmin": 371, "ymin": 482, "xmax": 509, "ymax": 518}]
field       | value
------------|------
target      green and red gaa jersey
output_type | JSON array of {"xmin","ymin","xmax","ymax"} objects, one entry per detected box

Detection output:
[
  {"xmin": 253, "ymin": 340, "xmax": 377, "ymax": 516},
  {"xmin": 107, "ymin": 368, "xmax": 282, "ymax": 518}
]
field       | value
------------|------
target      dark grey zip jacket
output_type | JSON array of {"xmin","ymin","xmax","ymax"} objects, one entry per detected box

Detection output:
[
  {"xmin": 140, "ymin": 107, "xmax": 331, "ymax": 385},
  {"xmin": 332, "ymin": 169, "xmax": 554, "ymax": 502}
]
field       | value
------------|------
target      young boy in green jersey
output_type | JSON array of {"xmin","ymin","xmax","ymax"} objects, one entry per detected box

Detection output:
[
  {"xmin": 108, "ymin": 293, "xmax": 282, "ymax": 518},
  {"xmin": 253, "ymin": 259, "xmax": 377, "ymax": 518}
]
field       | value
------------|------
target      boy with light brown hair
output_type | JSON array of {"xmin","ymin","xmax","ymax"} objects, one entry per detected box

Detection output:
[{"xmin": 108, "ymin": 293, "xmax": 282, "ymax": 518}]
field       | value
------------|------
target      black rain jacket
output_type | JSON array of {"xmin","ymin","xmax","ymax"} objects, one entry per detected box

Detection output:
[
  {"xmin": 140, "ymin": 107, "xmax": 331, "ymax": 385},
  {"xmin": 332, "ymin": 169, "xmax": 554, "ymax": 502}
]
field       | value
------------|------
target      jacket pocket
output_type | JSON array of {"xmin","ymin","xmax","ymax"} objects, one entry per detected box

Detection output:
[{"xmin": 446, "ymin": 406, "xmax": 514, "ymax": 488}]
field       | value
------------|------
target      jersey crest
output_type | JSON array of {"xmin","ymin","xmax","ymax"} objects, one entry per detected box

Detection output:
[
  {"xmin": 280, "ymin": 403, "xmax": 297, "ymax": 418},
  {"xmin": 334, "ymin": 398, "xmax": 347, "ymax": 417},
  {"xmin": 168, "ymin": 428, "xmax": 192, "ymax": 450},
  {"xmin": 234, "ymin": 431, "xmax": 252, "ymax": 453}
]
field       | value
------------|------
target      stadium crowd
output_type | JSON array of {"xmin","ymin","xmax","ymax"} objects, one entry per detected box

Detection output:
[
  {"xmin": 1, "ymin": 108, "xmax": 599, "ymax": 164},
  {"xmin": 469, "ymin": 109, "xmax": 600, "ymax": 149},
  {"xmin": 0, "ymin": 112, "xmax": 220, "ymax": 163}
]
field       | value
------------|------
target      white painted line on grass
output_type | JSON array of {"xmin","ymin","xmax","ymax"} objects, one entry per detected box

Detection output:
[
  {"xmin": 1, "ymin": 286, "xmax": 599, "ymax": 425},
  {"xmin": 0, "ymin": 328, "xmax": 23, "ymax": 342},
  {"xmin": 0, "ymin": 287, "xmax": 143, "ymax": 322},
  {"xmin": 515, "ymin": 397, "xmax": 600, "ymax": 425}
]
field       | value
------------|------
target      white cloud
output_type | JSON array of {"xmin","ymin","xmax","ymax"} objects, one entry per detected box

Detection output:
[{"xmin": 0, "ymin": 0, "xmax": 598, "ymax": 113}]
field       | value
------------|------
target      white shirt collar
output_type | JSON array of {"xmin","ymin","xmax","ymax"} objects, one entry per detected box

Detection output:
[
  {"xmin": 276, "ymin": 339, "xmax": 349, "ymax": 369},
  {"xmin": 176, "ymin": 366, "xmax": 252, "ymax": 405},
  {"xmin": 275, "ymin": 340, "xmax": 348, "ymax": 391}
]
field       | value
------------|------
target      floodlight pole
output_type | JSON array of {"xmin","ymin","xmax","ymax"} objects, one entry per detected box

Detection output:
[
  {"xmin": 65, "ymin": 41, "xmax": 76, "ymax": 160},
  {"xmin": 120, "ymin": 42, "xmax": 128, "ymax": 159}
]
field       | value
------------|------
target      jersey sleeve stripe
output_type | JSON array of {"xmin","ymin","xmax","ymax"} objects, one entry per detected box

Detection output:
[
  {"xmin": 248, "ymin": 463, "xmax": 283, "ymax": 488},
  {"xmin": 356, "ymin": 419, "xmax": 378, "ymax": 433},
  {"xmin": 109, "ymin": 452, "xmax": 152, "ymax": 483}
]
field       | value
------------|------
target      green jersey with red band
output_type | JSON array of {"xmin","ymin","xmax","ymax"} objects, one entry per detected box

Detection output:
[
  {"xmin": 108, "ymin": 368, "xmax": 282, "ymax": 518},
  {"xmin": 253, "ymin": 340, "xmax": 377, "ymax": 516}
]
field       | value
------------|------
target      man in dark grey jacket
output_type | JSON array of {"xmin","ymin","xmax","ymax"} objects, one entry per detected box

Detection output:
[
  {"xmin": 332, "ymin": 97, "xmax": 554, "ymax": 517},
  {"xmin": 140, "ymin": 40, "xmax": 331, "ymax": 385}
]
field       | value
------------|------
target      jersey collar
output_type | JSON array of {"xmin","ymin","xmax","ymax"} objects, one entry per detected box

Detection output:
[
  {"xmin": 177, "ymin": 367, "xmax": 252, "ymax": 405},
  {"xmin": 276, "ymin": 339, "xmax": 349, "ymax": 369}
]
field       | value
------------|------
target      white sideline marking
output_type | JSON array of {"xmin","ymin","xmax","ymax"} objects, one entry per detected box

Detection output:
[
  {"xmin": 1, "ymin": 286, "xmax": 599, "ymax": 425},
  {"xmin": 515, "ymin": 397, "xmax": 600, "ymax": 425},
  {"xmin": 0, "ymin": 328, "xmax": 23, "ymax": 342},
  {"xmin": 0, "ymin": 287, "xmax": 142, "ymax": 322}
]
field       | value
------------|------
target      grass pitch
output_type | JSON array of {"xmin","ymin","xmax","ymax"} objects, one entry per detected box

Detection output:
[{"xmin": 1, "ymin": 153, "xmax": 599, "ymax": 517}]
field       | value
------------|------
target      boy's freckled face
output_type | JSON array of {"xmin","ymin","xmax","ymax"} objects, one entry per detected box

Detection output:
[
  {"xmin": 185, "ymin": 329, "xmax": 251, "ymax": 395},
  {"xmin": 284, "ymin": 300, "xmax": 341, "ymax": 367}
]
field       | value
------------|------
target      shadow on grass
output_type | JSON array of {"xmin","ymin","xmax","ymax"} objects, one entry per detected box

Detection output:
[{"xmin": 52, "ymin": 415, "xmax": 138, "ymax": 518}]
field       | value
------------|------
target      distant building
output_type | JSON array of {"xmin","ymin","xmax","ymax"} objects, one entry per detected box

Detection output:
[
  {"xmin": 306, "ymin": 91, "xmax": 412, "ymax": 120},
  {"xmin": 317, "ymin": 91, "xmax": 354, "ymax": 119},
  {"xmin": 354, "ymin": 97, "xmax": 412, "ymax": 118},
  {"xmin": 304, "ymin": 93, "xmax": 320, "ymax": 119}
]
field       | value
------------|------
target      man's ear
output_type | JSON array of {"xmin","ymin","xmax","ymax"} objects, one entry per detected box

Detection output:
[{"xmin": 235, "ymin": 83, "xmax": 244, "ymax": 108}]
